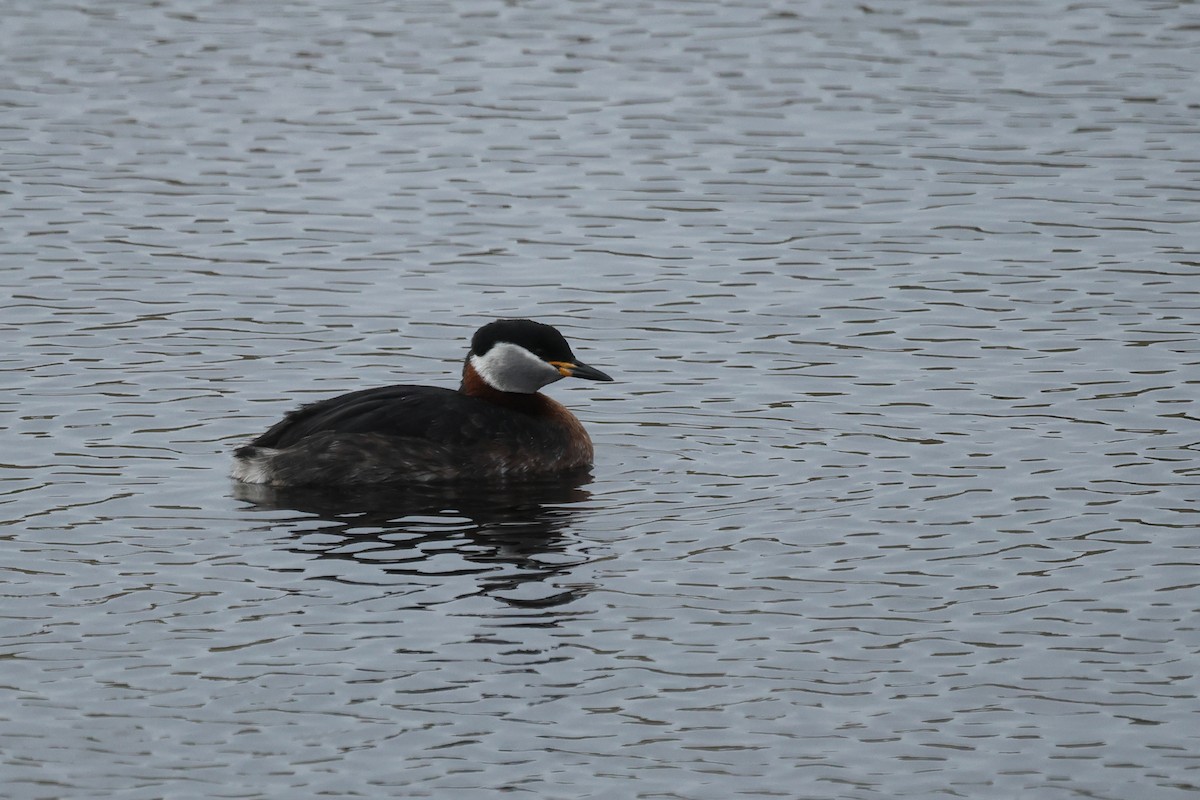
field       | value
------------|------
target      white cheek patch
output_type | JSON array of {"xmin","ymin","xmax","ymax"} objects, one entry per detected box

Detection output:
[{"xmin": 471, "ymin": 343, "xmax": 564, "ymax": 394}]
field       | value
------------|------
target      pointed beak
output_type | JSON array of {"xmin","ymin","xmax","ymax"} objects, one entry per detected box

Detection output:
[{"xmin": 550, "ymin": 360, "xmax": 614, "ymax": 382}]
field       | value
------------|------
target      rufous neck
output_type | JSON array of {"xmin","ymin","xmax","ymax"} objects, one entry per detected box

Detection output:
[{"xmin": 460, "ymin": 361, "xmax": 541, "ymax": 408}]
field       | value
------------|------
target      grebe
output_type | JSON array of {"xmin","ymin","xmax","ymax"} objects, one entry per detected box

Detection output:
[{"xmin": 232, "ymin": 319, "xmax": 613, "ymax": 487}]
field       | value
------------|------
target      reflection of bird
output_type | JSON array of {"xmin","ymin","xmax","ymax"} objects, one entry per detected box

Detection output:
[
  {"xmin": 232, "ymin": 319, "xmax": 613, "ymax": 487},
  {"xmin": 234, "ymin": 476, "xmax": 597, "ymax": 607}
]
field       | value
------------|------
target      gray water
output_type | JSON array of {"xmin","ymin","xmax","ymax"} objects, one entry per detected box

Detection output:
[{"xmin": 3, "ymin": 0, "xmax": 1198, "ymax": 797}]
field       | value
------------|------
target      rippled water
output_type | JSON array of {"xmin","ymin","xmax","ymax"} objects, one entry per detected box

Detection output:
[{"xmin": 3, "ymin": 0, "xmax": 1199, "ymax": 797}]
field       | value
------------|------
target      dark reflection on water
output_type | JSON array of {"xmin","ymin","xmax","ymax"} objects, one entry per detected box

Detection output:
[{"xmin": 234, "ymin": 475, "xmax": 597, "ymax": 608}]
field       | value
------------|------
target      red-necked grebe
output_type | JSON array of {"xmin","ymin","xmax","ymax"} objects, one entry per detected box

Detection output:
[{"xmin": 232, "ymin": 319, "xmax": 613, "ymax": 486}]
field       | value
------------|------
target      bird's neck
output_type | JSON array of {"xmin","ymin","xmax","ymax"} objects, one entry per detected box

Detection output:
[{"xmin": 460, "ymin": 361, "xmax": 544, "ymax": 410}]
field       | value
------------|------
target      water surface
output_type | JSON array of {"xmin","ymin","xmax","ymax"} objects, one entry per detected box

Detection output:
[{"xmin": 3, "ymin": 1, "xmax": 1198, "ymax": 797}]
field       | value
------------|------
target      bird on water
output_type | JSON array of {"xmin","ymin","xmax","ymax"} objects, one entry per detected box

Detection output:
[{"xmin": 232, "ymin": 319, "xmax": 613, "ymax": 487}]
